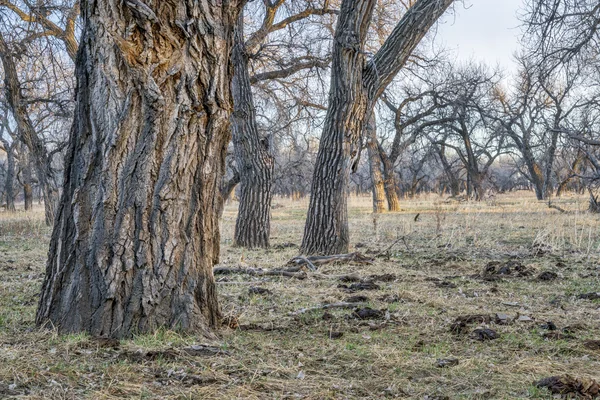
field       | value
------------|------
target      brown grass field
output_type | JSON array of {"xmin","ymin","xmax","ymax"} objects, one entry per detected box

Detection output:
[{"xmin": 0, "ymin": 191, "xmax": 599, "ymax": 399}]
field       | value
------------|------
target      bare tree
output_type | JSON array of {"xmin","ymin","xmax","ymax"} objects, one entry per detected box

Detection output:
[
  {"xmin": 301, "ymin": 0, "xmax": 454, "ymax": 255},
  {"xmin": 230, "ymin": 0, "xmax": 334, "ymax": 248},
  {"xmin": 36, "ymin": 1, "xmax": 243, "ymax": 338}
]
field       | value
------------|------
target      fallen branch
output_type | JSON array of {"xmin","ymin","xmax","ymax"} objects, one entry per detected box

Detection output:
[
  {"xmin": 287, "ymin": 252, "xmax": 373, "ymax": 269},
  {"xmin": 547, "ymin": 201, "xmax": 567, "ymax": 213},
  {"xmin": 213, "ymin": 266, "xmax": 307, "ymax": 279},
  {"xmin": 288, "ymin": 302, "xmax": 364, "ymax": 316}
]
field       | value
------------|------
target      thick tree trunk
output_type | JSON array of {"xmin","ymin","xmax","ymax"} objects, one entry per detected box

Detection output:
[
  {"xmin": 36, "ymin": 0, "xmax": 240, "ymax": 338},
  {"xmin": 366, "ymin": 115, "xmax": 386, "ymax": 213},
  {"xmin": 232, "ymin": 12, "xmax": 274, "ymax": 248},
  {"xmin": 301, "ymin": 0, "xmax": 376, "ymax": 255}
]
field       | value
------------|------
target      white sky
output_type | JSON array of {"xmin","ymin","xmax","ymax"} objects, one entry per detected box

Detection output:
[{"xmin": 434, "ymin": 0, "xmax": 526, "ymax": 76}]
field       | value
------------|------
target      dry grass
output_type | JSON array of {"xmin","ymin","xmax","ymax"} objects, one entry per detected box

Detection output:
[{"xmin": 0, "ymin": 192, "xmax": 599, "ymax": 399}]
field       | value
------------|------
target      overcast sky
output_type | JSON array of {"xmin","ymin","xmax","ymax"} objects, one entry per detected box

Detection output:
[{"xmin": 434, "ymin": 0, "xmax": 526, "ymax": 76}]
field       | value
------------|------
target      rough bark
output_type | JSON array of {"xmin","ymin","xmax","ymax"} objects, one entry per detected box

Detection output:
[
  {"xmin": 232, "ymin": 12, "xmax": 274, "ymax": 249},
  {"xmin": 301, "ymin": 0, "xmax": 453, "ymax": 255},
  {"xmin": 20, "ymin": 145, "xmax": 33, "ymax": 211},
  {"xmin": 366, "ymin": 114, "xmax": 386, "ymax": 213},
  {"xmin": 301, "ymin": 0, "xmax": 376, "ymax": 255},
  {"xmin": 378, "ymin": 147, "xmax": 401, "ymax": 211},
  {"xmin": 0, "ymin": 138, "xmax": 16, "ymax": 212},
  {"xmin": 0, "ymin": 32, "xmax": 59, "ymax": 224},
  {"xmin": 36, "ymin": 0, "xmax": 241, "ymax": 338}
]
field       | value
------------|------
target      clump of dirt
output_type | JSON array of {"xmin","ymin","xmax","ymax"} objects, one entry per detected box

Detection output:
[
  {"xmin": 472, "ymin": 328, "xmax": 499, "ymax": 341},
  {"xmin": 584, "ymin": 340, "xmax": 600, "ymax": 351},
  {"xmin": 328, "ymin": 331, "xmax": 344, "ymax": 339},
  {"xmin": 537, "ymin": 271, "xmax": 558, "ymax": 281},
  {"xmin": 366, "ymin": 273, "xmax": 397, "ymax": 282},
  {"xmin": 578, "ymin": 292, "xmax": 600, "ymax": 300},
  {"xmin": 344, "ymin": 295, "xmax": 369, "ymax": 303},
  {"xmin": 450, "ymin": 314, "xmax": 491, "ymax": 334},
  {"xmin": 352, "ymin": 307, "xmax": 384, "ymax": 320},
  {"xmin": 436, "ymin": 358, "xmax": 459, "ymax": 368},
  {"xmin": 379, "ymin": 294, "xmax": 402, "ymax": 303},
  {"xmin": 248, "ymin": 287, "xmax": 272, "ymax": 295},
  {"xmin": 481, "ymin": 261, "xmax": 534, "ymax": 279},
  {"xmin": 539, "ymin": 321, "xmax": 557, "ymax": 330},
  {"xmin": 535, "ymin": 375, "xmax": 599, "ymax": 397}
]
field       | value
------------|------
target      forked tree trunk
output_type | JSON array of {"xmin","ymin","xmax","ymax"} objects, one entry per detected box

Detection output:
[
  {"xmin": 300, "ymin": 0, "xmax": 376, "ymax": 255},
  {"xmin": 36, "ymin": 0, "xmax": 240, "ymax": 338},
  {"xmin": 232, "ymin": 12, "xmax": 274, "ymax": 248},
  {"xmin": 366, "ymin": 114, "xmax": 386, "ymax": 213},
  {"xmin": 302, "ymin": 0, "xmax": 452, "ymax": 255}
]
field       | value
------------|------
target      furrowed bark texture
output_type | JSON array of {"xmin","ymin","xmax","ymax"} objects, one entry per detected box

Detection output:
[
  {"xmin": 21, "ymin": 146, "xmax": 33, "ymax": 211},
  {"xmin": 378, "ymin": 148, "xmax": 401, "ymax": 211},
  {"xmin": 300, "ymin": 0, "xmax": 376, "ymax": 255},
  {"xmin": 0, "ymin": 32, "xmax": 59, "ymax": 225},
  {"xmin": 1, "ymin": 140, "xmax": 16, "ymax": 212},
  {"xmin": 232, "ymin": 12, "xmax": 274, "ymax": 248},
  {"xmin": 36, "ymin": 0, "xmax": 240, "ymax": 338},
  {"xmin": 302, "ymin": 0, "xmax": 453, "ymax": 255},
  {"xmin": 366, "ymin": 114, "xmax": 386, "ymax": 213}
]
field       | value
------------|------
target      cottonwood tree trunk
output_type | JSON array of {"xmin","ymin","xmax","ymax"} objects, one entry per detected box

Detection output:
[
  {"xmin": 300, "ymin": 0, "xmax": 376, "ymax": 255},
  {"xmin": 2, "ymin": 141, "xmax": 16, "ymax": 212},
  {"xmin": 0, "ymin": 32, "xmax": 58, "ymax": 224},
  {"xmin": 366, "ymin": 114, "xmax": 386, "ymax": 213},
  {"xmin": 232, "ymin": 12, "xmax": 274, "ymax": 248},
  {"xmin": 302, "ymin": 0, "xmax": 453, "ymax": 254},
  {"xmin": 36, "ymin": 0, "xmax": 240, "ymax": 338},
  {"xmin": 21, "ymin": 147, "xmax": 33, "ymax": 211},
  {"xmin": 379, "ymin": 151, "xmax": 401, "ymax": 211}
]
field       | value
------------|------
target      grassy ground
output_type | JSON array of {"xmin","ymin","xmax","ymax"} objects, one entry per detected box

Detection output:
[{"xmin": 0, "ymin": 192, "xmax": 599, "ymax": 399}]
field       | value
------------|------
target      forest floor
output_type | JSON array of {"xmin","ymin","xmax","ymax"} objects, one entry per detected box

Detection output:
[{"xmin": 0, "ymin": 192, "xmax": 599, "ymax": 399}]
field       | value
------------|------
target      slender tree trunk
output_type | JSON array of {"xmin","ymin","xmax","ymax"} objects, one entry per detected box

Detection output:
[
  {"xmin": 520, "ymin": 143, "xmax": 545, "ymax": 200},
  {"xmin": 366, "ymin": 114, "xmax": 386, "ymax": 213},
  {"xmin": 232, "ymin": 12, "xmax": 274, "ymax": 248},
  {"xmin": 542, "ymin": 128, "xmax": 560, "ymax": 197},
  {"xmin": 379, "ymin": 150, "xmax": 401, "ymax": 211},
  {"xmin": 0, "ymin": 33, "xmax": 58, "ymax": 224},
  {"xmin": 36, "ymin": 0, "xmax": 240, "ymax": 338},
  {"xmin": 2, "ymin": 141, "xmax": 16, "ymax": 212},
  {"xmin": 302, "ymin": 0, "xmax": 452, "ymax": 254},
  {"xmin": 301, "ymin": 0, "xmax": 376, "ymax": 255},
  {"xmin": 21, "ymin": 147, "xmax": 33, "ymax": 211}
]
